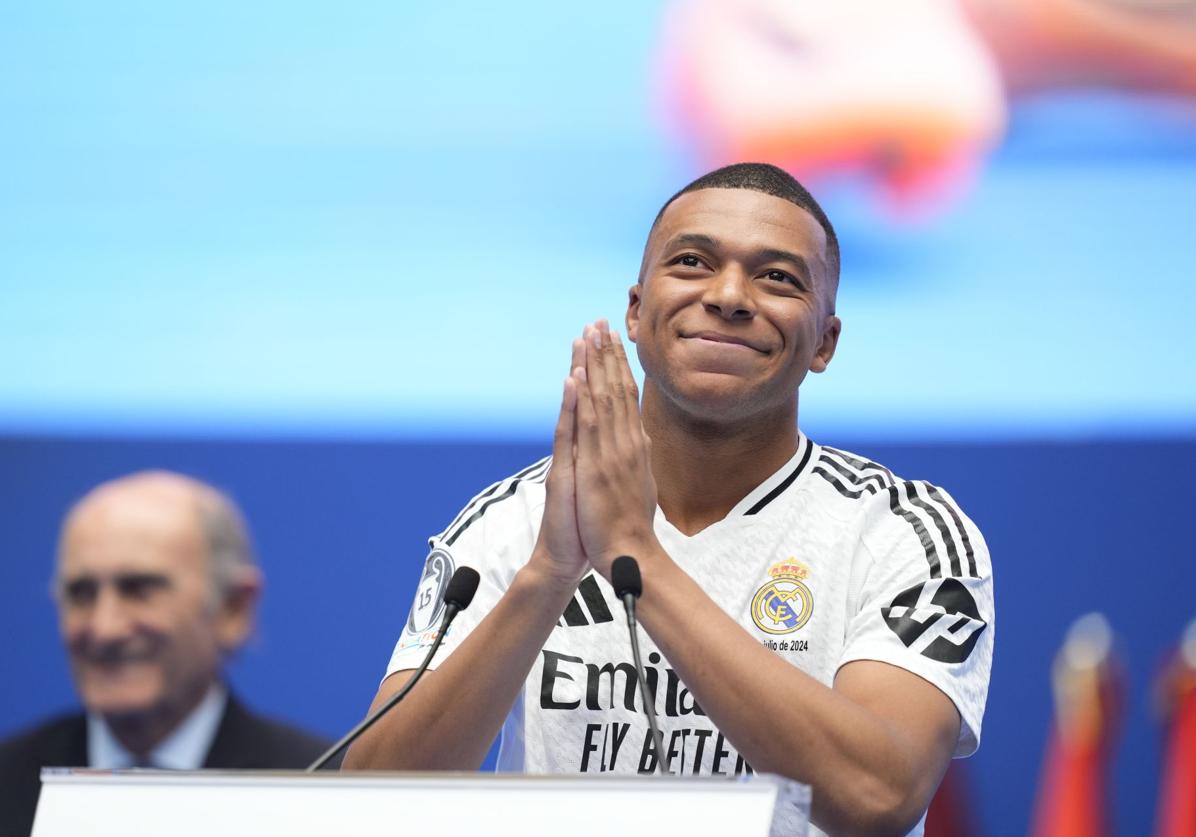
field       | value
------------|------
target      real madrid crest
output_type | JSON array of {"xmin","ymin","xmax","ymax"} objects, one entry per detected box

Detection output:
[{"xmin": 751, "ymin": 560, "xmax": 814, "ymax": 635}]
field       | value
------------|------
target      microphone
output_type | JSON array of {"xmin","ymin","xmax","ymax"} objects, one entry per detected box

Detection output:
[
  {"xmin": 306, "ymin": 566, "xmax": 481, "ymax": 771},
  {"xmin": 612, "ymin": 556, "xmax": 668, "ymax": 776}
]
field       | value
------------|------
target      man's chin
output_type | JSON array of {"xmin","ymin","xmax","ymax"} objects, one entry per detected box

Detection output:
[
  {"xmin": 664, "ymin": 376, "xmax": 783, "ymax": 421},
  {"xmin": 77, "ymin": 677, "xmax": 165, "ymax": 720},
  {"xmin": 675, "ymin": 393, "xmax": 778, "ymax": 427}
]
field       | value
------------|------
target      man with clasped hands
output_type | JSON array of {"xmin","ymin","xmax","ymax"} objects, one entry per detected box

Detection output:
[{"xmin": 345, "ymin": 164, "xmax": 994, "ymax": 837}]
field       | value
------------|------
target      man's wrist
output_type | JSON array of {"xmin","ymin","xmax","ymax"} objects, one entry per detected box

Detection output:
[
  {"xmin": 590, "ymin": 533, "xmax": 668, "ymax": 582},
  {"xmin": 519, "ymin": 551, "xmax": 583, "ymax": 600}
]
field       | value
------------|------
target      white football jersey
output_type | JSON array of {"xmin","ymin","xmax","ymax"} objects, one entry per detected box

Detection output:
[{"xmin": 388, "ymin": 434, "xmax": 995, "ymax": 837}]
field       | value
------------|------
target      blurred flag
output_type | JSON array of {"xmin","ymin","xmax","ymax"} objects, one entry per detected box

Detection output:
[
  {"xmin": 925, "ymin": 761, "xmax": 980, "ymax": 837},
  {"xmin": 1031, "ymin": 613, "xmax": 1123, "ymax": 837},
  {"xmin": 1155, "ymin": 618, "xmax": 1196, "ymax": 837}
]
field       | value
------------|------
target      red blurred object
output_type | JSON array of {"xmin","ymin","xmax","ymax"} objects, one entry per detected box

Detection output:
[
  {"xmin": 925, "ymin": 761, "xmax": 980, "ymax": 837},
  {"xmin": 1033, "ymin": 727, "xmax": 1109, "ymax": 837},
  {"xmin": 1031, "ymin": 614, "xmax": 1123, "ymax": 837},
  {"xmin": 1155, "ymin": 620, "xmax": 1196, "ymax": 837}
]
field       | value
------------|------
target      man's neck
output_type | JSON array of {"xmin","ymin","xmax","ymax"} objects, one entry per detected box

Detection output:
[
  {"xmin": 642, "ymin": 387, "xmax": 800, "ymax": 536},
  {"xmin": 103, "ymin": 679, "xmax": 214, "ymax": 757}
]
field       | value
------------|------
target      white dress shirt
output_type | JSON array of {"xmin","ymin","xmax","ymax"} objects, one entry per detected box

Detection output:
[{"xmin": 87, "ymin": 683, "xmax": 227, "ymax": 769}]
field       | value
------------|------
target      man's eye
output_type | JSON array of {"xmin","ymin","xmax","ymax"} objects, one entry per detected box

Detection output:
[
  {"xmin": 765, "ymin": 269, "xmax": 795, "ymax": 284},
  {"xmin": 116, "ymin": 574, "xmax": 169, "ymax": 601},
  {"xmin": 63, "ymin": 579, "xmax": 98, "ymax": 606},
  {"xmin": 676, "ymin": 254, "xmax": 703, "ymax": 268}
]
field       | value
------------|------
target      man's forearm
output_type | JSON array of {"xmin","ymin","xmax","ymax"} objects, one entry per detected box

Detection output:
[
  {"xmin": 634, "ymin": 547, "xmax": 955, "ymax": 835},
  {"xmin": 342, "ymin": 562, "xmax": 576, "ymax": 770},
  {"xmin": 344, "ymin": 334, "xmax": 591, "ymax": 771}
]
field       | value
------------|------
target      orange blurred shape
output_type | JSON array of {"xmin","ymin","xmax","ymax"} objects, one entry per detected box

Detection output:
[
  {"xmin": 958, "ymin": 0, "xmax": 1196, "ymax": 97},
  {"xmin": 1031, "ymin": 613, "xmax": 1124, "ymax": 837},
  {"xmin": 1155, "ymin": 618, "xmax": 1196, "ymax": 837},
  {"xmin": 654, "ymin": 0, "xmax": 1006, "ymax": 215}
]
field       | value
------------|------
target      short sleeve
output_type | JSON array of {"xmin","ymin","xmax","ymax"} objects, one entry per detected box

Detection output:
[
  {"xmin": 384, "ymin": 461, "xmax": 547, "ymax": 679},
  {"xmin": 838, "ymin": 480, "xmax": 995, "ymax": 757}
]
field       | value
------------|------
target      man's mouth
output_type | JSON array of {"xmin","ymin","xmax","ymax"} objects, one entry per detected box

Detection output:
[
  {"xmin": 78, "ymin": 648, "xmax": 156, "ymax": 668},
  {"xmin": 682, "ymin": 331, "xmax": 769, "ymax": 353}
]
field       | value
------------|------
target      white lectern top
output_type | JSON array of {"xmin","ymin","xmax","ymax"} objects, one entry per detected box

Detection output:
[{"xmin": 33, "ymin": 769, "xmax": 809, "ymax": 837}]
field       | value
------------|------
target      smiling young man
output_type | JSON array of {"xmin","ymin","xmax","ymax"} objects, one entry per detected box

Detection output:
[
  {"xmin": 0, "ymin": 471, "xmax": 330, "ymax": 835},
  {"xmin": 344, "ymin": 164, "xmax": 994, "ymax": 836}
]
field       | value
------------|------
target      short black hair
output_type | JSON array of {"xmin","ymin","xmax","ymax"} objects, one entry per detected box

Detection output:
[{"xmin": 648, "ymin": 162, "xmax": 840, "ymax": 285}]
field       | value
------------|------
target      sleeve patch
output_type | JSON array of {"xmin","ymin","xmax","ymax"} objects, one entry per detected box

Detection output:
[
  {"xmin": 405, "ymin": 548, "xmax": 457, "ymax": 635},
  {"xmin": 881, "ymin": 578, "xmax": 987, "ymax": 664}
]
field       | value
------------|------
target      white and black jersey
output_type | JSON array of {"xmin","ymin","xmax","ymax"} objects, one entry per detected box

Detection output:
[{"xmin": 388, "ymin": 434, "xmax": 995, "ymax": 837}]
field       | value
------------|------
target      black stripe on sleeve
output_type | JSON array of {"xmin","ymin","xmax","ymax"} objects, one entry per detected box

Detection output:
[
  {"xmin": 813, "ymin": 466, "xmax": 876, "ymax": 500},
  {"xmin": 744, "ymin": 438, "xmax": 814, "ymax": 516},
  {"xmin": 925, "ymin": 484, "xmax": 979, "ymax": 577},
  {"xmin": 887, "ymin": 482, "xmax": 942, "ymax": 579},
  {"xmin": 817, "ymin": 453, "xmax": 891, "ymax": 494},
  {"xmin": 444, "ymin": 459, "xmax": 550, "ymax": 546},
  {"xmin": 904, "ymin": 481, "xmax": 963, "ymax": 578},
  {"xmin": 815, "ymin": 450, "xmax": 963, "ymax": 582},
  {"xmin": 437, "ymin": 481, "xmax": 503, "ymax": 541},
  {"xmin": 822, "ymin": 446, "xmax": 896, "ymax": 481},
  {"xmin": 436, "ymin": 456, "xmax": 550, "ymax": 541}
]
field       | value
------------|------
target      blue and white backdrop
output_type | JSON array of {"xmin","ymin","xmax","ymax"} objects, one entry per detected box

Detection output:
[{"xmin": 2, "ymin": 4, "xmax": 1193, "ymax": 833}]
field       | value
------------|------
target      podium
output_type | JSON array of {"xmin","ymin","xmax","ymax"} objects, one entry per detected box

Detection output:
[{"xmin": 32, "ymin": 769, "xmax": 809, "ymax": 836}]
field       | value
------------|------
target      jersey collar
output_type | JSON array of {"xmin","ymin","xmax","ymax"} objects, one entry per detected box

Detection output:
[{"xmin": 728, "ymin": 432, "xmax": 817, "ymax": 518}]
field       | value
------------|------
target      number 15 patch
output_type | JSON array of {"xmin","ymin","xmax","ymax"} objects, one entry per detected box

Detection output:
[{"xmin": 405, "ymin": 548, "xmax": 457, "ymax": 635}]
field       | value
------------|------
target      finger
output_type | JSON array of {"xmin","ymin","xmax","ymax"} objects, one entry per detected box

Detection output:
[
  {"xmin": 557, "ymin": 335, "xmax": 586, "ymax": 483},
  {"xmin": 598, "ymin": 322, "xmax": 629, "ymax": 426},
  {"xmin": 572, "ymin": 363, "xmax": 600, "ymax": 460},
  {"xmin": 608, "ymin": 329, "xmax": 640, "ymax": 423},
  {"xmin": 570, "ymin": 335, "xmax": 586, "ymax": 378},
  {"xmin": 585, "ymin": 321, "xmax": 621, "ymax": 434},
  {"xmin": 551, "ymin": 375, "xmax": 578, "ymax": 481},
  {"xmin": 584, "ymin": 321, "xmax": 607, "ymax": 395}
]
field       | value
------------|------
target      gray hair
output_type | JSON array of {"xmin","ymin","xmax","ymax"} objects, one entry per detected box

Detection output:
[{"xmin": 194, "ymin": 488, "xmax": 257, "ymax": 600}]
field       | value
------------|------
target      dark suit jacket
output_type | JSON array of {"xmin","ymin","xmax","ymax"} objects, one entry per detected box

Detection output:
[{"xmin": 0, "ymin": 694, "xmax": 331, "ymax": 837}]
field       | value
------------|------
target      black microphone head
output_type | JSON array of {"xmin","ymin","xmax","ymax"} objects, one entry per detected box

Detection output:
[
  {"xmin": 444, "ymin": 566, "xmax": 480, "ymax": 610},
  {"xmin": 611, "ymin": 556, "xmax": 642, "ymax": 599}
]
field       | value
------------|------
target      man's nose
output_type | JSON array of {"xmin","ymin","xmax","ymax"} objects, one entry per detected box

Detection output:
[
  {"xmin": 86, "ymin": 586, "xmax": 135, "ymax": 643},
  {"xmin": 701, "ymin": 268, "xmax": 755, "ymax": 320}
]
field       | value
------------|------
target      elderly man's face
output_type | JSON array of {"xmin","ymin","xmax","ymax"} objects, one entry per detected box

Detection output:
[{"xmin": 56, "ymin": 482, "xmax": 236, "ymax": 724}]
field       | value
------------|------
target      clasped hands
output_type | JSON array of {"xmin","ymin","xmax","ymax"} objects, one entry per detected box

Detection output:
[{"xmin": 533, "ymin": 320, "xmax": 660, "ymax": 589}]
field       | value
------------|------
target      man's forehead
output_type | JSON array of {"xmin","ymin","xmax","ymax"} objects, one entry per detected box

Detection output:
[
  {"xmin": 651, "ymin": 188, "xmax": 828, "ymax": 255},
  {"xmin": 58, "ymin": 486, "xmax": 206, "ymax": 576}
]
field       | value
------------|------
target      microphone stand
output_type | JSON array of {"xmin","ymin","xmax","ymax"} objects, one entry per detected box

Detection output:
[
  {"xmin": 613, "ymin": 556, "xmax": 669, "ymax": 776},
  {"xmin": 306, "ymin": 567, "xmax": 480, "ymax": 772}
]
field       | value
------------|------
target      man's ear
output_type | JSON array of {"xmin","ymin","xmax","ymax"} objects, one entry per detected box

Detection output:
[
  {"xmin": 626, "ymin": 283, "xmax": 642, "ymax": 343},
  {"xmin": 810, "ymin": 315, "xmax": 842, "ymax": 374},
  {"xmin": 215, "ymin": 566, "xmax": 262, "ymax": 653}
]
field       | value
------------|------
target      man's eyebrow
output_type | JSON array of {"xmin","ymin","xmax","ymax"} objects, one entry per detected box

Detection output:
[
  {"xmin": 756, "ymin": 248, "xmax": 812, "ymax": 282},
  {"xmin": 57, "ymin": 571, "xmax": 169, "ymax": 586},
  {"xmin": 115, "ymin": 571, "xmax": 170, "ymax": 583},
  {"xmin": 59, "ymin": 572, "xmax": 95, "ymax": 586},
  {"xmin": 662, "ymin": 232, "xmax": 720, "ymax": 252}
]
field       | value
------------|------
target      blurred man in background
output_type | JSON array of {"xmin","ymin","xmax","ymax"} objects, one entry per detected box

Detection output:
[{"xmin": 0, "ymin": 471, "xmax": 329, "ymax": 835}]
